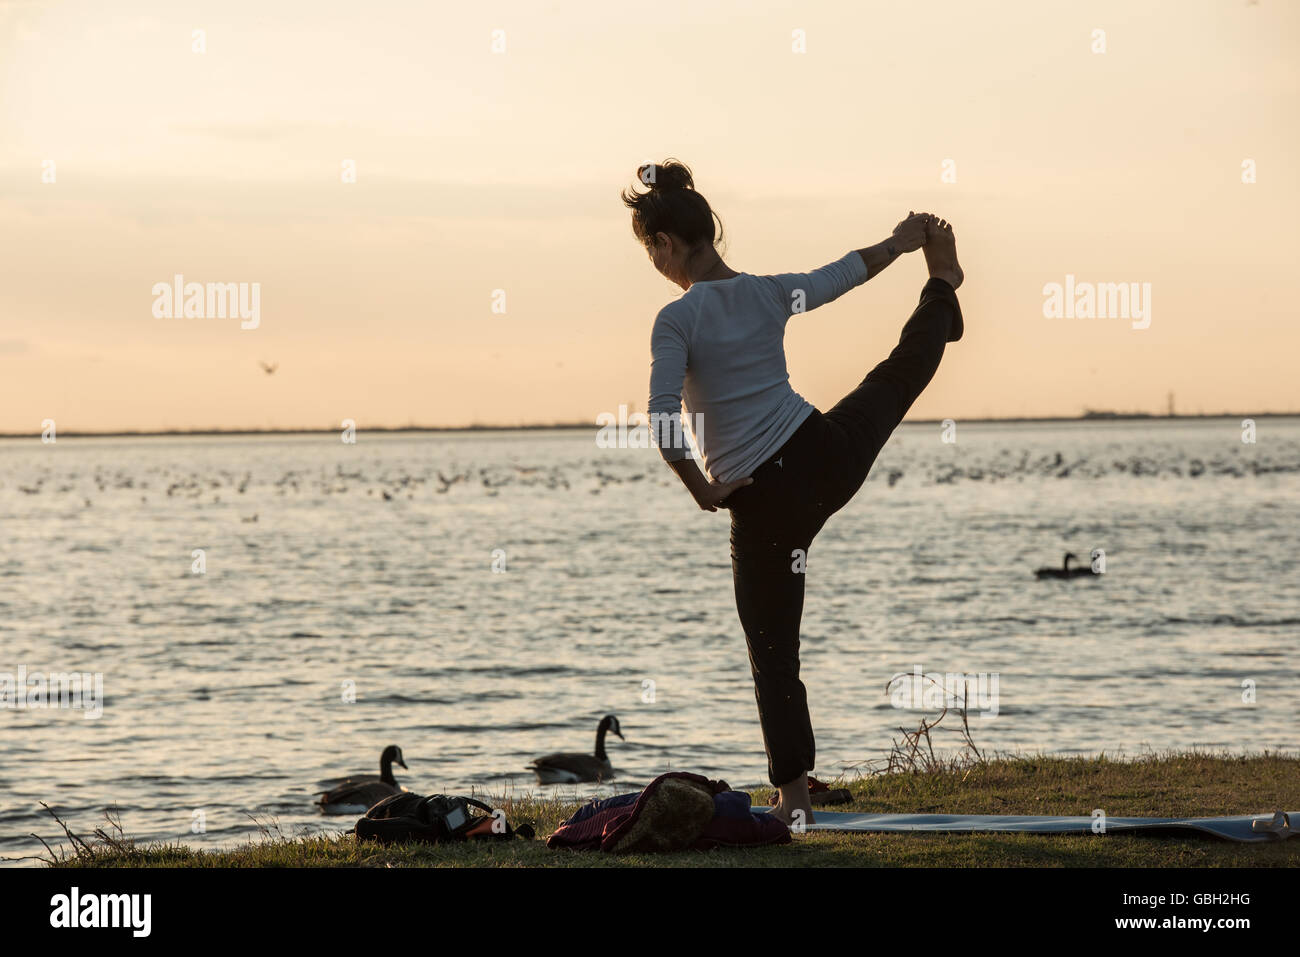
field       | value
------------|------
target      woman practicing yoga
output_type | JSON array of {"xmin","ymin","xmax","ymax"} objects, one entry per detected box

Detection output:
[{"xmin": 623, "ymin": 160, "xmax": 965, "ymax": 825}]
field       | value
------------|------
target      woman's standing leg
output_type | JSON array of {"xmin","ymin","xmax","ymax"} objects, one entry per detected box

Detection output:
[{"xmin": 727, "ymin": 420, "xmax": 825, "ymax": 821}]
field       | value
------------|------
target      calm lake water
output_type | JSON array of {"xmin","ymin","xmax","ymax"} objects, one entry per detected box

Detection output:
[{"xmin": 2, "ymin": 418, "xmax": 1298, "ymax": 863}]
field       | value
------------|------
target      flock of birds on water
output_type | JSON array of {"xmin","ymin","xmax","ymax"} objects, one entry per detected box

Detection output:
[
  {"xmin": 8, "ymin": 447, "xmax": 1282, "ymax": 585},
  {"xmin": 6, "ymin": 462, "xmax": 576, "ymax": 506},
  {"xmin": 5, "ymin": 441, "xmax": 1298, "ymax": 510},
  {"xmin": 316, "ymin": 715, "xmax": 625, "ymax": 815}
]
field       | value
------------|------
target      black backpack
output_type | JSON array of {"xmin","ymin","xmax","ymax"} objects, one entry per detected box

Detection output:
[{"xmin": 355, "ymin": 792, "xmax": 534, "ymax": 845}]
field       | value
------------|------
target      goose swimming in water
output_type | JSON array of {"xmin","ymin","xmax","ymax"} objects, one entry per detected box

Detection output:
[
  {"xmin": 1034, "ymin": 552, "xmax": 1096, "ymax": 579},
  {"xmin": 529, "ymin": 715, "xmax": 623, "ymax": 784},
  {"xmin": 317, "ymin": 744, "xmax": 408, "ymax": 814}
]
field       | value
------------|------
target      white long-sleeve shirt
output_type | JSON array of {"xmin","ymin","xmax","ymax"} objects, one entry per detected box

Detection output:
[{"xmin": 648, "ymin": 250, "xmax": 870, "ymax": 483}]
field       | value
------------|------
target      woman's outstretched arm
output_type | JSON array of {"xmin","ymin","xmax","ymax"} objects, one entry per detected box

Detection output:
[
  {"xmin": 768, "ymin": 212, "xmax": 932, "ymax": 318},
  {"xmin": 856, "ymin": 238, "xmax": 901, "ymax": 277},
  {"xmin": 855, "ymin": 211, "xmax": 931, "ymax": 280}
]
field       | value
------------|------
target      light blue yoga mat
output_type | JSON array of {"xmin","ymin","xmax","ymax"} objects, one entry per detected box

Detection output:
[{"xmin": 751, "ymin": 809, "xmax": 1298, "ymax": 843}]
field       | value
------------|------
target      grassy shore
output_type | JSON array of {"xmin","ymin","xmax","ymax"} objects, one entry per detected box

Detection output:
[{"xmin": 43, "ymin": 752, "xmax": 1300, "ymax": 868}]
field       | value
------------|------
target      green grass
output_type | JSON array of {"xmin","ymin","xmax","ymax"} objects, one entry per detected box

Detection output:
[{"xmin": 43, "ymin": 751, "xmax": 1300, "ymax": 868}]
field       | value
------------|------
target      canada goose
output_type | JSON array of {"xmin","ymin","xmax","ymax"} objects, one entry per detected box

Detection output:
[
  {"xmin": 529, "ymin": 715, "xmax": 623, "ymax": 784},
  {"xmin": 317, "ymin": 744, "xmax": 408, "ymax": 814},
  {"xmin": 1035, "ymin": 552, "xmax": 1096, "ymax": 579}
]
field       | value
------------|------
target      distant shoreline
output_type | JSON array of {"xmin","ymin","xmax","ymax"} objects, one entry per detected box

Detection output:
[{"xmin": 1, "ymin": 411, "xmax": 1295, "ymax": 440}]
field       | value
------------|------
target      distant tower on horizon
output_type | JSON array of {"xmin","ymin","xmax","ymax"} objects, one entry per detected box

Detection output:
[{"xmin": 1167, "ymin": 391, "xmax": 1176, "ymax": 417}]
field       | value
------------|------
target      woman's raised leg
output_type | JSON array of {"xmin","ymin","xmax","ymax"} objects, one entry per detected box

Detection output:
[{"xmin": 821, "ymin": 219, "xmax": 964, "ymax": 506}]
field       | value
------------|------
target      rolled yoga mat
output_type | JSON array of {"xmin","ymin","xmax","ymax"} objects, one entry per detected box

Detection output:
[{"xmin": 750, "ymin": 809, "xmax": 1298, "ymax": 843}]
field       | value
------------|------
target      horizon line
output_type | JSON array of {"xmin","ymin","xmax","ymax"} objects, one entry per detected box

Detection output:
[{"xmin": 4, "ymin": 409, "xmax": 1297, "ymax": 441}]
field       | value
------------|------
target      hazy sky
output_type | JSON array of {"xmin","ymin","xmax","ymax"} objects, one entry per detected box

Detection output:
[{"xmin": 2, "ymin": 0, "xmax": 1297, "ymax": 432}]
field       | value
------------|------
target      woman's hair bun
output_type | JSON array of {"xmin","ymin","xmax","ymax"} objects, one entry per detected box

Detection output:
[
  {"xmin": 621, "ymin": 158, "xmax": 720, "ymax": 250},
  {"xmin": 637, "ymin": 159, "xmax": 694, "ymax": 192}
]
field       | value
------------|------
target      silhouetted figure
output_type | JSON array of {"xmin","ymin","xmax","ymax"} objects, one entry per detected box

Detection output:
[{"xmin": 624, "ymin": 159, "xmax": 964, "ymax": 826}]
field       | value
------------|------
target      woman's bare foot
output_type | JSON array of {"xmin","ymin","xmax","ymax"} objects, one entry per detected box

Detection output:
[
  {"xmin": 769, "ymin": 773, "xmax": 816, "ymax": 828},
  {"xmin": 767, "ymin": 800, "xmax": 816, "ymax": 828},
  {"xmin": 922, "ymin": 216, "xmax": 964, "ymax": 290}
]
